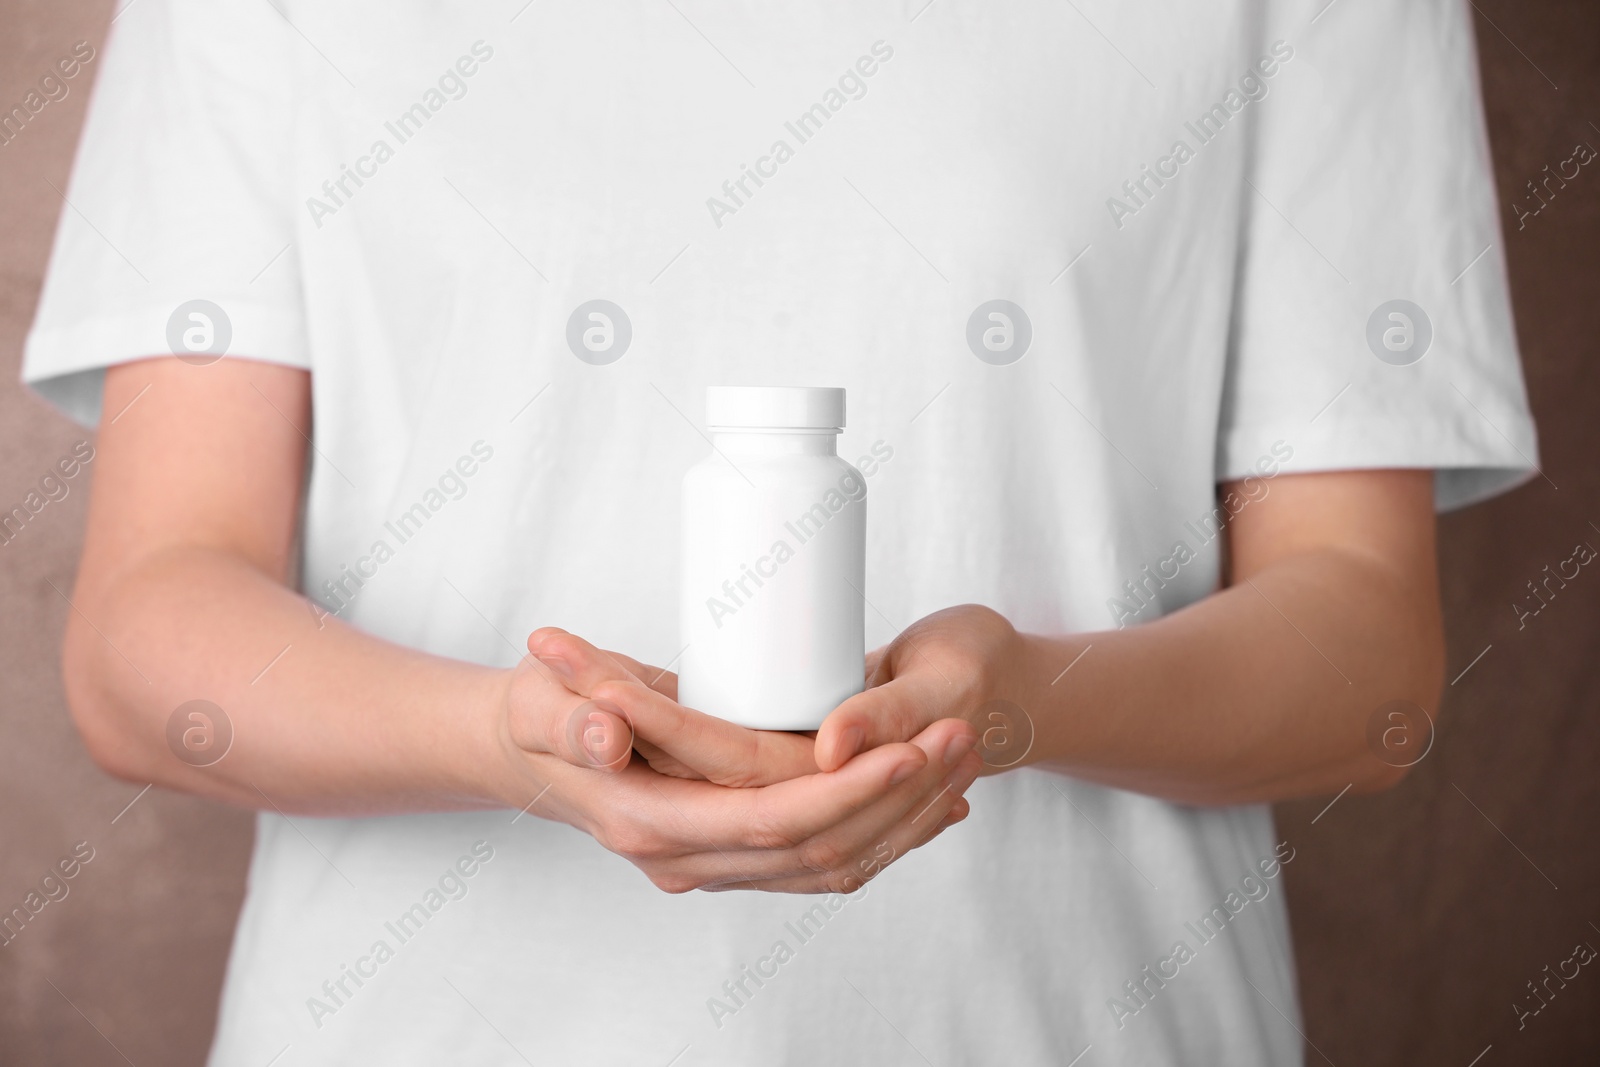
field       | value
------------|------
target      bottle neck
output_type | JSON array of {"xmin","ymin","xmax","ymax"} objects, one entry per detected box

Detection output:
[{"xmin": 710, "ymin": 429, "xmax": 839, "ymax": 457}]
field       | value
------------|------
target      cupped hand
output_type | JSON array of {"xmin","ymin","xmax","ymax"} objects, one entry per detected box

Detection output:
[
  {"xmin": 496, "ymin": 642, "xmax": 642, "ymax": 774},
  {"xmin": 510, "ymin": 712, "xmax": 980, "ymax": 894},
  {"xmin": 506, "ymin": 625, "xmax": 986, "ymax": 893},
  {"xmin": 812, "ymin": 604, "xmax": 1031, "ymax": 775},
  {"xmin": 526, "ymin": 627, "xmax": 822, "ymax": 786}
]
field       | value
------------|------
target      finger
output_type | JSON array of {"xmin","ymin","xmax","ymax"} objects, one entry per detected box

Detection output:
[
  {"xmin": 523, "ymin": 695, "xmax": 636, "ymax": 773},
  {"xmin": 864, "ymin": 644, "xmax": 890, "ymax": 684},
  {"xmin": 553, "ymin": 647, "xmax": 682, "ymax": 772},
  {"xmin": 503, "ymin": 656, "xmax": 635, "ymax": 773},
  {"xmin": 700, "ymin": 753, "xmax": 980, "ymax": 894},
  {"xmin": 580, "ymin": 647, "xmax": 679, "ymax": 701},
  {"xmin": 528, "ymin": 629, "xmax": 642, "ymax": 696},
  {"xmin": 616, "ymin": 735, "xmax": 928, "ymax": 855},
  {"xmin": 659, "ymin": 720, "xmax": 977, "ymax": 885},
  {"xmin": 530, "ymin": 630, "xmax": 797, "ymax": 783},
  {"xmin": 613, "ymin": 655, "xmax": 678, "ymax": 700},
  {"xmin": 528, "ymin": 628, "xmax": 679, "ymax": 700},
  {"xmin": 522, "ymin": 631, "xmax": 700, "ymax": 775},
  {"xmin": 666, "ymin": 769, "xmax": 969, "ymax": 892},
  {"xmin": 726, "ymin": 722, "xmax": 978, "ymax": 886},
  {"xmin": 938, "ymin": 795, "xmax": 971, "ymax": 831},
  {"xmin": 591, "ymin": 677, "xmax": 819, "ymax": 787},
  {"xmin": 813, "ymin": 675, "xmax": 940, "ymax": 773},
  {"xmin": 563, "ymin": 704, "xmax": 636, "ymax": 772}
]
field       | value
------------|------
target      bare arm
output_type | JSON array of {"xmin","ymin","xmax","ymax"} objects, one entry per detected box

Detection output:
[
  {"xmin": 65, "ymin": 356, "xmax": 526, "ymax": 815},
  {"xmin": 807, "ymin": 469, "xmax": 1446, "ymax": 806},
  {"xmin": 1010, "ymin": 469, "xmax": 1444, "ymax": 803},
  {"xmin": 62, "ymin": 356, "xmax": 980, "ymax": 895}
]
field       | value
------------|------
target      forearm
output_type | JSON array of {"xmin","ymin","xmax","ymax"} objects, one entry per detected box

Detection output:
[
  {"xmin": 65, "ymin": 546, "xmax": 530, "ymax": 816},
  {"xmin": 1012, "ymin": 546, "xmax": 1445, "ymax": 806}
]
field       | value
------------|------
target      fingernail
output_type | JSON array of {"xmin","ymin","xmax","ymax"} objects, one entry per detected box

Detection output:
[
  {"xmin": 943, "ymin": 753, "xmax": 984, "ymax": 796},
  {"xmin": 888, "ymin": 759, "xmax": 920, "ymax": 786},
  {"xmin": 581, "ymin": 712, "xmax": 609, "ymax": 754},
  {"xmin": 837, "ymin": 725, "xmax": 865, "ymax": 764},
  {"xmin": 942, "ymin": 732, "xmax": 976, "ymax": 767},
  {"xmin": 536, "ymin": 653, "xmax": 574, "ymax": 681}
]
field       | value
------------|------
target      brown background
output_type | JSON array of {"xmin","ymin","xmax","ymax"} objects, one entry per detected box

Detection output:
[{"xmin": 1, "ymin": 1, "xmax": 1596, "ymax": 1064}]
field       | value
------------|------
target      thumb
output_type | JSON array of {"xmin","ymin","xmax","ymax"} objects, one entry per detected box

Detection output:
[
  {"xmin": 551, "ymin": 700, "xmax": 636, "ymax": 772},
  {"xmin": 528, "ymin": 628, "xmax": 678, "ymax": 701},
  {"xmin": 814, "ymin": 678, "xmax": 947, "ymax": 773},
  {"xmin": 506, "ymin": 661, "xmax": 637, "ymax": 773}
]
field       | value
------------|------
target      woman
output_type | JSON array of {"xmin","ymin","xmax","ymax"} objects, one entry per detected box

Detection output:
[{"xmin": 25, "ymin": 0, "xmax": 1534, "ymax": 1063}]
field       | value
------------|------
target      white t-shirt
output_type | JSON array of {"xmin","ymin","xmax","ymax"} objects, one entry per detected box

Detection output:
[{"xmin": 25, "ymin": 1, "xmax": 1536, "ymax": 1064}]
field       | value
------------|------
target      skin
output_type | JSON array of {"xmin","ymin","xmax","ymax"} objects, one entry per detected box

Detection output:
[
  {"xmin": 65, "ymin": 356, "xmax": 979, "ymax": 896},
  {"xmin": 550, "ymin": 469, "xmax": 1444, "ymax": 807},
  {"xmin": 64, "ymin": 355, "xmax": 1443, "ymax": 896}
]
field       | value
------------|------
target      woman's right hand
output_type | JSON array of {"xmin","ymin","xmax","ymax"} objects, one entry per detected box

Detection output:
[{"xmin": 495, "ymin": 642, "xmax": 980, "ymax": 894}]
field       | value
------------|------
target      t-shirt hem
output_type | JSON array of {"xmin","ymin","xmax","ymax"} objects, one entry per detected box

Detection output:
[
  {"xmin": 1217, "ymin": 419, "xmax": 1540, "ymax": 513},
  {"xmin": 22, "ymin": 307, "xmax": 311, "ymax": 428}
]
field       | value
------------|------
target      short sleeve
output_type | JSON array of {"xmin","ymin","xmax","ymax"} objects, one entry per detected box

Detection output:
[
  {"xmin": 1219, "ymin": 0, "xmax": 1539, "ymax": 511},
  {"xmin": 22, "ymin": 0, "xmax": 309, "ymax": 428}
]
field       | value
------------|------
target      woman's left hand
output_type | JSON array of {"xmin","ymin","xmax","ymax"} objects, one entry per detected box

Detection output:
[{"xmin": 814, "ymin": 604, "xmax": 1029, "ymax": 774}]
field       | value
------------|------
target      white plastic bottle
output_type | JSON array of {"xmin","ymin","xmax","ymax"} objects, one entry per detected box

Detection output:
[{"xmin": 679, "ymin": 386, "xmax": 866, "ymax": 730}]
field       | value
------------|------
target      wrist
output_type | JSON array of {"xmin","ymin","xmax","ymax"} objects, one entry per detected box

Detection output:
[
  {"xmin": 462, "ymin": 664, "xmax": 546, "ymax": 812},
  {"xmin": 479, "ymin": 661, "xmax": 605, "ymax": 834},
  {"xmin": 492, "ymin": 665, "xmax": 554, "ymax": 808},
  {"xmin": 1000, "ymin": 631, "xmax": 1090, "ymax": 771},
  {"xmin": 967, "ymin": 615, "xmax": 1037, "ymax": 773}
]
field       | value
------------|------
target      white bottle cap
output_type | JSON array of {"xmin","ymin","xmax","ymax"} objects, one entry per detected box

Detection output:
[{"xmin": 706, "ymin": 386, "xmax": 846, "ymax": 431}]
